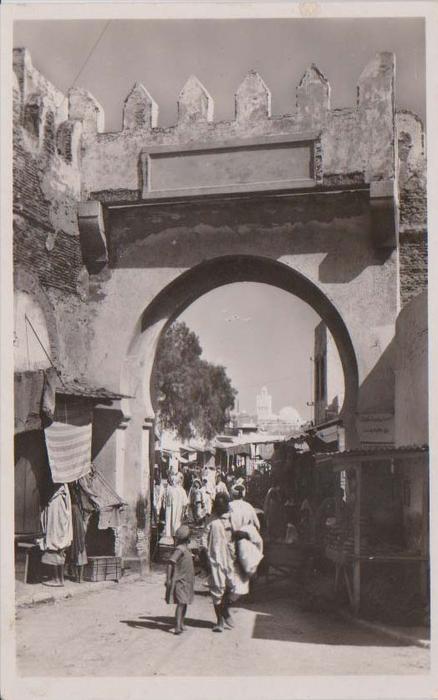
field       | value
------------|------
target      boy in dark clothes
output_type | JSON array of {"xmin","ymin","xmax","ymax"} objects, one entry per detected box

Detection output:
[{"xmin": 165, "ymin": 524, "xmax": 195, "ymax": 635}]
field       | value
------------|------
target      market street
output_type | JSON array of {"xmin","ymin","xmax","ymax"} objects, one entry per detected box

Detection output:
[{"xmin": 16, "ymin": 570, "xmax": 430, "ymax": 677}]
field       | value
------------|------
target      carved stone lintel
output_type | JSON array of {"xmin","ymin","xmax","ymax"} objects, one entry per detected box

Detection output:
[{"xmin": 77, "ymin": 200, "xmax": 108, "ymax": 273}]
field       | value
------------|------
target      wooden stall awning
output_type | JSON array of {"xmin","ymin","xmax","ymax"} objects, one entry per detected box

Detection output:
[{"xmin": 314, "ymin": 444, "xmax": 428, "ymax": 471}]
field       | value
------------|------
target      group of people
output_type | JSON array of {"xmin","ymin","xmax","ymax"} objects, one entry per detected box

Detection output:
[
  {"xmin": 165, "ymin": 478, "xmax": 263, "ymax": 635},
  {"xmin": 154, "ymin": 464, "xmax": 235, "ymax": 539}
]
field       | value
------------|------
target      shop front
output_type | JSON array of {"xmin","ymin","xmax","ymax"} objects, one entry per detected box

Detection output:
[
  {"xmin": 315, "ymin": 445, "xmax": 429, "ymax": 620},
  {"xmin": 14, "ymin": 373, "xmax": 127, "ymax": 586}
]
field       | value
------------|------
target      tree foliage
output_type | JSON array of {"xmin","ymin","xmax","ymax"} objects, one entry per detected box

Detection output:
[{"xmin": 155, "ymin": 321, "xmax": 236, "ymax": 441}]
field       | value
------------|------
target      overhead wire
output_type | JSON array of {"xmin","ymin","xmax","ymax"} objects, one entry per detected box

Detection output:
[
  {"xmin": 24, "ymin": 314, "xmax": 66, "ymax": 387},
  {"xmin": 56, "ymin": 20, "xmax": 112, "ymax": 110}
]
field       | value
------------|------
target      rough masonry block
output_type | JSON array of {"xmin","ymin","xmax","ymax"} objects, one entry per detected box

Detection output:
[
  {"xmin": 23, "ymin": 93, "xmax": 45, "ymax": 138},
  {"xmin": 56, "ymin": 120, "xmax": 82, "ymax": 164},
  {"xmin": 77, "ymin": 200, "xmax": 108, "ymax": 274},
  {"xmin": 235, "ymin": 70, "xmax": 271, "ymax": 123},
  {"xmin": 396, "ymin": 111, "xmax": 427, "ymax": 233},
  {"xmin": 357, "ymin": 51, "xmax": 395, "ymax": 107},
  {"xmin": 357, "ymin": 52, "xmax": 396, "ymax": 181},
  {"xmin": 397, "ymin": 110, "xmax": 425, "ymax": 169},
  {"xmin": 123, "ymin": 82, "xmax": 158, "ymax": 130},
  {"xmin": 13, "ymin": 48, "xmax": 33, "ymax": 99},
  {"xmin": 296, "ymin": 65, "xmax": 330, "ymax": 123},
  {"xmin": 177, "ymin": 75, "xmax": 213, "ymax": 124},
  {"xmin": 69, "ymin": 87, "xmax": 104, "ymax": 134}
]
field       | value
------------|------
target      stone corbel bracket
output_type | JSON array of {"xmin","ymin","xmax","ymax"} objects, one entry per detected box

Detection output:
[
  {"xmin": 77, "ymin": 200, "xmax": 109, "ymax": 273},
  {"xmin": 370, "ymin": 180, "xmax": 399, "ymax": 249}
]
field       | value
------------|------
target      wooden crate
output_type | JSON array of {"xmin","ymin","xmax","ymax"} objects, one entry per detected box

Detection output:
[{"xmin": 83, "ymin": 556, "xmax": 122, "ymax": 582}]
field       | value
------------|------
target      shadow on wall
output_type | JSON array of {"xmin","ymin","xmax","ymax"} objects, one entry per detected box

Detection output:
[
  {"xmin": 105, "ymin": 191, "xmax": 392, "ymax": 283},
  {"xmin": 357, "ymin": 338, "xmax": 396, "ymax": 414},
  {"xmin": 92, "ymin": 407, "xmax": 125, "ymax": 460}
]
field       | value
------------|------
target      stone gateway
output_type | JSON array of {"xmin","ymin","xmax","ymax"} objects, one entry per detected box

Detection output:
[{"xmin": 13, "ymin": 48, "xmax": 427, "ymax": 567}]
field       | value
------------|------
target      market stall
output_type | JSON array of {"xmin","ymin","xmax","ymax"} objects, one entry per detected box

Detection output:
[{"xmin": 315, "ymin": 445, "xmax": 429, "ymax": 616}]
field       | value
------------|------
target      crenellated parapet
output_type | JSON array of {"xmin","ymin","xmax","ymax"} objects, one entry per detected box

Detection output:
[
  {"xmin": 13, "ymin": 48, "xmax": 83, "ymax": 169},
  {"xmin": 58, "ymin": 51, "xmax": 406, "ymax": 210},
  {"xmin": 12, "ymin": 48, "xmax": 427, "ymax": 259}
]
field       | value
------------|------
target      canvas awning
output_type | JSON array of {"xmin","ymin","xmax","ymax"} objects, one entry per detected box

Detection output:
[{"xmin": 315, "ymin": 444, "xmax": 429, "ymax": 471}]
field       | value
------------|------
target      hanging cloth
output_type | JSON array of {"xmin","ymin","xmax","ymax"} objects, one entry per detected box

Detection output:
[
  {"xmin": 14, "ymin": 370, "xmax": 45, "ymax": 433},
  {"xmin": 38, "ymin": 484, "xmax": 73, "ymax": 552},
  {"xmin": 79, "ymin": 465, "xmax": 126, "ymax": 530},
  {"xmin": 41, "ymin": 367, "xmax": 58, "ymax": 422},
  {"xmin": 44, "ymin": 401, "xmax": 92, "ymax": 483}
]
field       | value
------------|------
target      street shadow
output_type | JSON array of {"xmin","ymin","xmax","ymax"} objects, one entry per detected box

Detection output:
[
  {"xmin": 120, "ymin": 615, "xmax": 213, "ymax": 632},
  {"xmin": 243, "ymin": 601, "xmax": 413, "ymax": 647}
]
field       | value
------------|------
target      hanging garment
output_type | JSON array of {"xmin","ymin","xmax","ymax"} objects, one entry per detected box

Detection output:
[
  {"xmin": 39, "ymin": 484, "xmax": 73, "ymax": 552},
  {"xmin": 78, "ymin": 465, "xmax": 126, "ymax": 530},
  {"xmin": 44, "ymin": 421, "xmax": 92, "ymax": 483},
  {"xmin": 70, "ymin": 501, "xmax": 88, "ymax": 566},
  {"xmin": 41, "ymin": 367, "xmax": 58, "ymax": 422},
  {"xmin": 14, "ymin": 371, "xmax": 45, "ymax": 433}
]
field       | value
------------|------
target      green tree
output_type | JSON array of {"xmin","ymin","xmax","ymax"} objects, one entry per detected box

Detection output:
[{"xmin": 155, "ymin": 321, "xmax": 236, "ymax": 441}]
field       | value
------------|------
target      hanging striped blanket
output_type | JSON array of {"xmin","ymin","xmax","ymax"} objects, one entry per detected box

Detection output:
[{"xmin": 44, "ymin": 421, "xmax": 92, "ymax": 484}]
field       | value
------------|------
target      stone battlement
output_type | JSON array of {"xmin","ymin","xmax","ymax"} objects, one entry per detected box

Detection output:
[
  {"xmin": 13, "ymin": 47, "xmax": 424, "ymax": 202},
  {"xmin": 13, "ymin": 46, "xmax": 427, "ymax": 301}
]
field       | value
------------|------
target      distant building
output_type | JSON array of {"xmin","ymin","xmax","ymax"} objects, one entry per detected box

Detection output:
[
  {"xmin": 313, "ymin": 322, "xmax": 345, "ymax": 426},
  {"xmin": 256, "ymin": 386, "xmax": 273, "ymax": 421},
  {"xmin": 255, "ymin": 388, "xmax": 303, "ymax": 435}
]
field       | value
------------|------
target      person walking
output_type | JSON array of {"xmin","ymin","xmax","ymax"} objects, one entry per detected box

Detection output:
[
  {"xmin": 202, "ymin": 493, "xmax": 250, "ymax": 633},
  {"xmin": 201, "ymin": 478, "xmax": 212, "ymax": 516},
  {"xmin": 263, "ymin": 481, "xmax": 286, "ymax": 542},
  {"xmin": 229, "ymin": 481, "xmax": 260, "ymax": 532},
  {"xmin": 215, "ymin": 473, "xmax": 230, "ymax": 498},
  {"xmin": 164, "ymin": 472, "xmax": 188, "ymax": 541},
  {"xmin": 165, "ymin": 525, "xmax": 195, "ymax": 635},
  {"xmin": 189, "ymin": 478, "xmax": 206, "ymax": 524}
]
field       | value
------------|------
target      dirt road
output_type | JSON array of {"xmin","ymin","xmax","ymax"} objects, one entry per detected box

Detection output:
[{"xmin": 16, "ymin": 570, "xmax": 429, "ymax": 677}]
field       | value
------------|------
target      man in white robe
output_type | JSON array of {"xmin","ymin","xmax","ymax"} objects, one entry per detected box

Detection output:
[{"xmin": 164, "ymin": 473, "xmax": 188, "ymax": 540}]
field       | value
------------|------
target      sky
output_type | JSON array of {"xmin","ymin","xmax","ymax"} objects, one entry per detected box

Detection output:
[
  {"xmin": 180, "ymin": 283, "xmax": 321, "ymax": 420},
  {"xmin": 13, "ymin": 18, "xmax": 425, "ymax": 418}
]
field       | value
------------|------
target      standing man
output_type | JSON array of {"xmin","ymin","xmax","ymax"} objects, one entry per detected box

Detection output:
[
  {"xmin": 202, "ymin": 494, "xmax": 250, "ymax": 632},
  {"xmin": 215, "ymin": 473, "xmax": 230, "ymax": 498},
  {"xmin": 229, "ymin": 481, "xmax": 260, "ymax": 532}
]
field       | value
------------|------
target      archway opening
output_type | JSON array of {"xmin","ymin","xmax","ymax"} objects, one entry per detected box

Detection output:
[{"xmin": 131, "ymin": 255, "xmax": 358, "ymax": 430}]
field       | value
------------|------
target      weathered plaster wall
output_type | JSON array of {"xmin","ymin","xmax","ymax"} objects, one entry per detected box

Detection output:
[
  {"xmin": 396, "ymin": 111, "xmax": 428, "ymax": 305},
  {"xmin": 83, "ymin": 193, "xmax": 397, "ymax": 419},
  {"xmin": 394, "ymin": 290, "xmax": 428, "ymax": 446},
  {"xmin": 13, "ymin": 49, "xmax": 94, "ymax": 384}
]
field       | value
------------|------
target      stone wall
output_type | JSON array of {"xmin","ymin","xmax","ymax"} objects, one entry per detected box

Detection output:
[
  {"xmin": 396, "ymin": 111, "xmax": 428, "ymax": 305},
  {"xmin": 13, "ymin": 50, "xmax": 85, "ymax": 299},
  {"xmin": 394, "ymin": 290, "xmax": 428, "ymax": 446}
]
